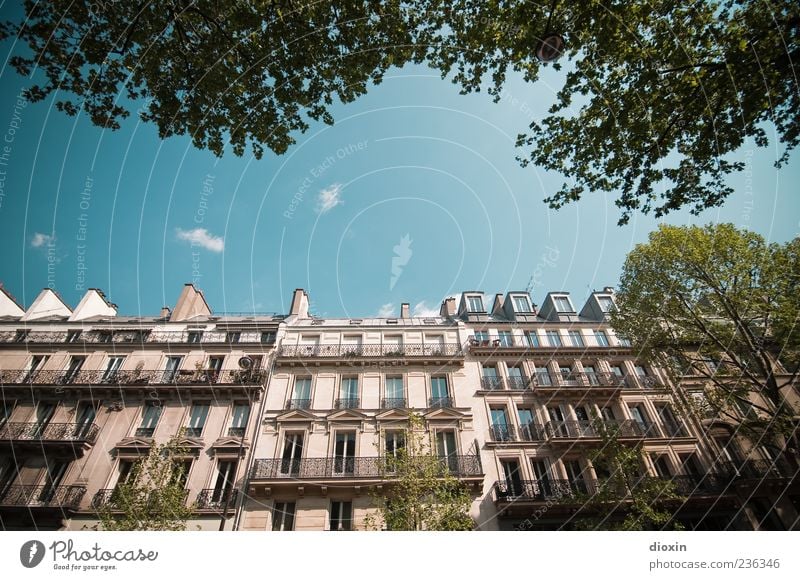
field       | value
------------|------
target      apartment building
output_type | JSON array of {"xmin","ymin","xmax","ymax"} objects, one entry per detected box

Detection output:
[
  {"xmin": 1, "ymin": 283, "xmax": 796, "ymax": 530},
  {"xmin": 238, "ymin": 290, "xmax": 484, "ymax": 531},
  {"xmin": 0, "ymin": 284, "xmax": 278, "ymax": 530}
]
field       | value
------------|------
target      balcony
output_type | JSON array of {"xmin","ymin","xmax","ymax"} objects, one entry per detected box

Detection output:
[
  {"xmin": 334, "ymin": 398, "xmax": 360, "ymax": 410},
  {"xmin": 488, "ymin": 425, "xmax": 517, "ymax": 442},
  {"xmin": 195, "ymin": 488, "xmax": 238, "ymax": 511},
  {"xmin": 506, "ymin": 376, "xmax": 531, "ymax": 391},
  {"xmin": 0, "ymin": 368, "xmax": 268, "ymax": 387},
  {"xmin": 286, "ymin": 399, "xmax": 311, "ymax": 410},
  {"xmin": 545, "ymin": 419, "xmax": 651, "ymax": 441},
  {"xmin": 0, "ymin": 484, "xmax": 86, "ymax": 509},
  {"xmin": 0, "ymin": 329, "xmax": 278, "ymax": 345},
  {"xmin": 227, "ymin": 427, "xmax": 246, "ymax": 437},
  {"xmin": 250, "ymin": 455, "xmax": 483, "ymax": 481},
  {"xmin": 381, "ymin": 398, "xmax": 407, "ymax": 409},
  {"xmin": 532, "ymin": 371, "xmax": 626, "ymax": 396},
  {"xmin": 428, "ymin": 396, "xmax": 454, "ymax": 409},
  {"xmin": 480, "ymin": 376, "xmax": 504, "ymax": 391},
  {"xmin": 494, "ymin": 479, "xmax": 586, "ymax": 502},
  {"xmin": 91, "ymin": 487, "xmax": 190, "ymax": 510},
  {"xmin": 277, "ymin": 343, "xmax": 463, "ymax": 360},
  {"xmin": 0, "ymin": 421, "xmax": 100, "ymax": 446}
]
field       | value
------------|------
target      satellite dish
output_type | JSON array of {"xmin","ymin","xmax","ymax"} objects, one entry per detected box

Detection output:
[
  {"xmin": 537, "ymin": 34, "xmax": 565, "ymax": 62},
  {"xmin": 238, "ymin": 356, "xmax": 253, "ymax": 370}
]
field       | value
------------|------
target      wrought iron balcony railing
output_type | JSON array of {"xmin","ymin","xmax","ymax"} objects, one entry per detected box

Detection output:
[
  {"xmin": 506, "ymin": 376, "xmax": 530, "ymax": 391},
  {"xmin": 495, "ymin": 479, "xmax": 586, "ymax": 501},
  {"xmin": 0, "ymin": 421, "xmax": 100, "ymax": 444},
  {"xmin": 334, "ymin": 398, "xmax": 360, "ymax": 409},
  {"xmin": 250, "ymin": 455, "xmax": 483, "ymax": 480},
  {"xmin": 278, "ymin": 343, "xmax": 463, "ymax": 358},
  {"xmin": 480, "ymin": 376, "xmax": 504, "ymax": 390},
  {"xmin": 91, "ymin": 487, "xmax": 190, "ymax": 509},
  {"xmin": 0, "ymin": 484, "xmax": 86, "ymax": 508},
  {"xmin": 715, "ymin": 459, "xmax": 800, "ymax": 481},
  {"xmin": 488, "ymin": 424, "xmax": 516, "ymax": 442},
  {"xmin": 285, "ymin": 398, "xmax": 311, "ymax": 410},
  {"xmin": 381, "ymin": 398, "xmax": 407, "ymax": 409},
  {"xmin": 0, "ymin": 368, "xmax": 267, "ymax": 387},
  {"xmin": 518, "ymin": 422, "xmax": 546, "ymax": 441},
  {"xmin": 428, "ymin": 396, "xmax": 454, "ymax": 409},
  {"xmin": 0, "ymin": 329, "xmax": 278, "ymax": 345},
  {"xmin": 195, "ymin": 488, "xmax": 238, "ymax": 510},
  {"xmin": 545, "ymin": 419, "xmax": 652, "ymax": 440},
  {"xmin": 227, "ymin": 427, "xmax": 246, "ymax": 437},
  {"xmin": 134, "ymin": 427, "xmax": 155, "ymax": 437}
]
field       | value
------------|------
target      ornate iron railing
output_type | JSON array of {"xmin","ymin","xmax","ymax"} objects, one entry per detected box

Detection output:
[
  {"xmin": 0, "ymin": 368, "xmax": 267, "ymax": 386},
  {"xmin": 0, "ymin": 329, "xmax": 277, "ymax": 345},
  {"xmin": 494, "ymin": 479, "xmax": 585, "ymax": 501},
  {"xmin": 428, "ymin": 397, "xmax": 454, "ymax": 409},
  {"xmin": 278, "ymin": 343, "xmax": 463, "ymax": 358},
  {"xmin": 195, "ymin": 488, "xmax": 238, "ymax": 510},
  {"xmin": 285, "ymin": 398, "xmax": 311, "ymax": 410},
  {"xmin": 545, "ymin": 419, "xmax": 651, "ymax": 439},
  {"xmin": 506, "ymin": 376, "xmax": 531, "ymax": 390},
  {"xmin": 518, "ymin": 423, "xmax": 546, "ymax": 441},
  {"xmin": 250, "ymin": 455, "xmax": 483, "ymax": 480},
  {"xmin": 91, "ymin": 488, "xmax": 190, "ymax": 509},
  {"xmin": 334, "ymin": 398, "xmax": 360, "ymax": 409},
  {"xmin": 227, "ymin": 427, "xmax": 246, "ymax": 437},
  {"xmin": 0, "ymin": 484, "xmax": 86, "ymax": 508},
  {"xmin": 488, "ymin": 424, "xmax": 516, "ymax": 442},
  {"xmin": 380, "ymin": 398, "xmax": 407, "ymax": 409},
  {"xmin": 480, "ymin": 376, "xmax": 504, "ymax": 391},
  {"xmin": 0, "ymin": 422, "xmax": 99, "ymax": 444}
]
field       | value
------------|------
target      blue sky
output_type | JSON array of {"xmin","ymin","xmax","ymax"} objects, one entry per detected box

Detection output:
[{"xmin": 0, "ymin": 23, "xmax": 798, "ymax": 319}]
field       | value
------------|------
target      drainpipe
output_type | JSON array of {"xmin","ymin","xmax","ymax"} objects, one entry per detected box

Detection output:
[{"xmin": 229, "ymin": 349, "xmax": 276, "ymax": 531}]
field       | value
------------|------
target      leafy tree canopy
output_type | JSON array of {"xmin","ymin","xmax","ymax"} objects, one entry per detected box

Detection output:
[
  {"xmin": 612, "ymin": 223, "xmax": 800, "ymax": 462},
  {"xmin": 2, "ymin": 1, "xmax": 798, "ymax": 222}
]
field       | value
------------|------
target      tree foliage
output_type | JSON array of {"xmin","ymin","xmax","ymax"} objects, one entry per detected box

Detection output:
[
  {"xmin": 2, "ymin": 1, "xmax": 797, "ymax": 221},
  {"xmin": 366, "ymin": 413, "xmax": 474, "ymax": 531},
  {"xmin": 574, "ymin": 422, "xmax": 683, "ymax": 530},
  {"xmin": 612, "ymin": 223, "xmax": 800, "ymax": 464},
  {"xmin": 96, "ymin": 435, "xmax": 193, "ymax": 531}
]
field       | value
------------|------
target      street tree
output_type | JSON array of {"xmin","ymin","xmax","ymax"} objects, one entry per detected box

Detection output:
[
  {"xmin": 95, "ymin": 434, "xmax": 194, "ymax": 531},
  {"xmin": 366, "ymin": 413, "xmax": 474, "ymax": 531},
  {"xmin": 611, "ymin": 223, "xmax": 800, "ymax": 466}
]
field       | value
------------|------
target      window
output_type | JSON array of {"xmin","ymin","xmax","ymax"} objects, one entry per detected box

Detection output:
[
  {"xmin": 337, "ymin": 377, "xmax": 359, "ymax": 408},
  {"xmin": 333, "ymin": 432, "xmax": 356, "ymax": 474},
  {"xmin": 597, "ymin": 296, "xmax": 614, "ymax": 312},
  {"xmin": 63, "ymin": 356, "xmax": 85, "ymax": 383},
  {"xmin": 472, "ymin": 331, "xmax": 489, "ymax": 343},
  {"xmin": 490, "ymin": 408, "xmax": 511, "ymax": 441},
  {"xmin": 467, "ymin": 296, "xmax": 484, "ymax": 312},
  {"xmin": 163, "ymin": 356, "xmax": 182, "ymax": 382},
  {"xmin": 594, "ymin": 331, "xmax": 609, "ymax": 346},
  {"xmin": 0, "ymin": 458, "xmax": 18, "ymax": 497},
  {"xmin": 513, "ymin": 296, "xmax": 532, "ymax": 312},
  {"xmin": 430, "ymin": 376, "xmax": 450, "ymax": 407},
  {"xmin": 628, "ymin": 405, "xmax": 651, "ymax": 435},
  {"xmin": 531, "ymin": 459, "xmax": 554, "ymax": 497},
  {"xmin": 507, "ymin": 366, "xmax": 526, "ymax": 390},
  {"xmin": 39, "ymin": 460, "xmax": 69, "ymax": 503},
  {"xmin": 655, "ymin": 404, "xmax": 685, "ymax": 437},
  {"xmin": 517, "ymin": 408, "xmax": 537, "ymax": 440},
  {"xmin": 229, "ymin": 403, "xmax": 250, "ymax": 436},
  {"xmin": 206, "ymin": 356, "xmax": 224, "ymax": 381},
  {"xmin": 170, "ymin": 460, "xmax": 192, "ymax": 487},
  {"xmin": 651, "ymin": 455, "xmax": 672, "ymax": 479},
  {"xmin": 498, "ymin": 331, "xmax": 513, "ymax": 347},
  {"xmin": 260, "ymin": 331, "xmax": 276, "ymax": 344},
  {"xmin": 564, "ymin": 460, "xmax": 587, "ymax": 494},
  {"xmin": 545, "ymin": 331, "xmax": 562, "ymax": 347},
  {"xmin": 273, "ymin": 502, "xmax": 296, "ymax": 531},
  {"xmin": 384, "ymin": 376, "xmax": 405, "ymax": 407},
  {"xmin": 385, "ymin": 431, "xmax": 405, "ymax": 457},
  {"xmin": 0, "ymin": 402, "xmax": 14, "ymax": 428},
  {"xmin": 289, "ymin": 378, "xmax": 312, "ymax": 409},
  {"xmin": 281, "ymin": 433, "xmax": 304, "ymax": 475},
  {"xmin": 73, "ymin": 402, "xmax": 97, "ymax": 438},
  {"xmin": 186, "ymin": 404, "xmax": 210, "ymax": 437},
  {"xmin": 553, "ymin": 296, "xmax": 573, "ymax": 312},
  {"xmin": 634, "ymin": 365, "xmax": 650, "ymax": 387},
  {"xmin": 501, "ymin": 460, "xmax": 523, "ymax": 496},
  {"xmin": 617, "ymin": 336, "xmax": 632, "ymax": 347},
  {"xmin": 211, "ymin": 460, "xmax": 238, "ymax": 506},
  {"xmin": 559, "ymin": 365, "xmax": 576, "ymax": 384},
  {"xmin": 66, "ymin": 330, "xmax": 82, "ymax": 343},
  {"xmin": 535, "ymin": 367, "xmax": 552, "ymax": 386},
  {"xmin": 96, "ymin": 331, "xmax": 112, "ymax": 343},
  {"xmin": 32, "ymin": 402, "xmax": 56, "ymax": 437},
  {"xmin": 24, "ymin": 355, "xmax": 48, "ymax": 382},
  {"xmin": 523, "ymin": 330, "xmax": 539, "ymax": 347},
  {"xmin": 610, "ymin": 365, "xmax": 625, "ymax": 382},
  {"xmin": 329, "ymin": 501, "xmax": 353, "ymax": 531},
  {"xmin": 226, "ymin": 332, "xmax": 241, "ymax": 344},
  {"xmin": 101, "ymin": 356, "xmax": 125, "ymax": 383},
  {"xmin": 567, "ymin": 330, "xmax": 584, "ymax": 347},
  {"xmin": 115, "ymin": 460, "xmax": 134, "ymax": 488},
  {"xmin": 136, "ymin": 402, "xmax": 162, "ymax": 437},
  {"xmin": 436, "ymin": 431, "xmax": 458, "ymax": 471},
  {"xmin": 187, "ymin": 331, "xmax": 203, "ymax": 344},
  {"xmin": 14, "ymin": 330, "xmax": 29, "ymax": 342}
]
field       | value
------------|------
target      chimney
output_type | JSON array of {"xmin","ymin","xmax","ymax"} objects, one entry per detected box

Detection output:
[
  {"xmin": 400, "ymin": 303, "xmax": 410, "ymax": 319},
  {"xmin": 170, "ymin": 284, "xmax": 212, "ymax": 321},
  {"xmin": 603, "ymin": 286, "xmax": 614, "ymax": 294},
  {"xmin": 160, "ymin": 307, "xmax": 171, "ymax": 318},
  {"xmin": 439, "ymin": 297, "xmax": 457, "ymax": 317},
  {"xmin": 290, "ymin": 288, "xmax": 309, "ymax": 318}
]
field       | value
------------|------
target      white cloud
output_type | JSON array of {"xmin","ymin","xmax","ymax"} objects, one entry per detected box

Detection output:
[
  {"xmin": 377, "ymin": 302, "xmax": 395, "ymax": 317},
  {"xmin": 316, "ymin": 184, "xmax": 343, "ymax": 214},
  {"xmin": 175, "ymin": 228, "xmax": 225, "ymax": 253},
  {"xmin": 412, "ymin": 300, "xmax": 440, "ymax": 317},
  {"xmin": 31, "ymin": 232, "xmax": 55, "ymax": 247}
]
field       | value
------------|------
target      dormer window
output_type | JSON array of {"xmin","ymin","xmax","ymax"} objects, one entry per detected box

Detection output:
[
  {"xmin": 553, "ymin": 296, "xmax": 573, "ymax": 312},
  {"xmin": 467, "ymin": 296, "xmax": 484, "ymax": 312},
  {"xmin": 512, "ymin": 295, "xmax": 532, "ymax": 313},
  {"xmin": 597, "ymin": 296, "xmax": 614, "ymax": 312}
]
